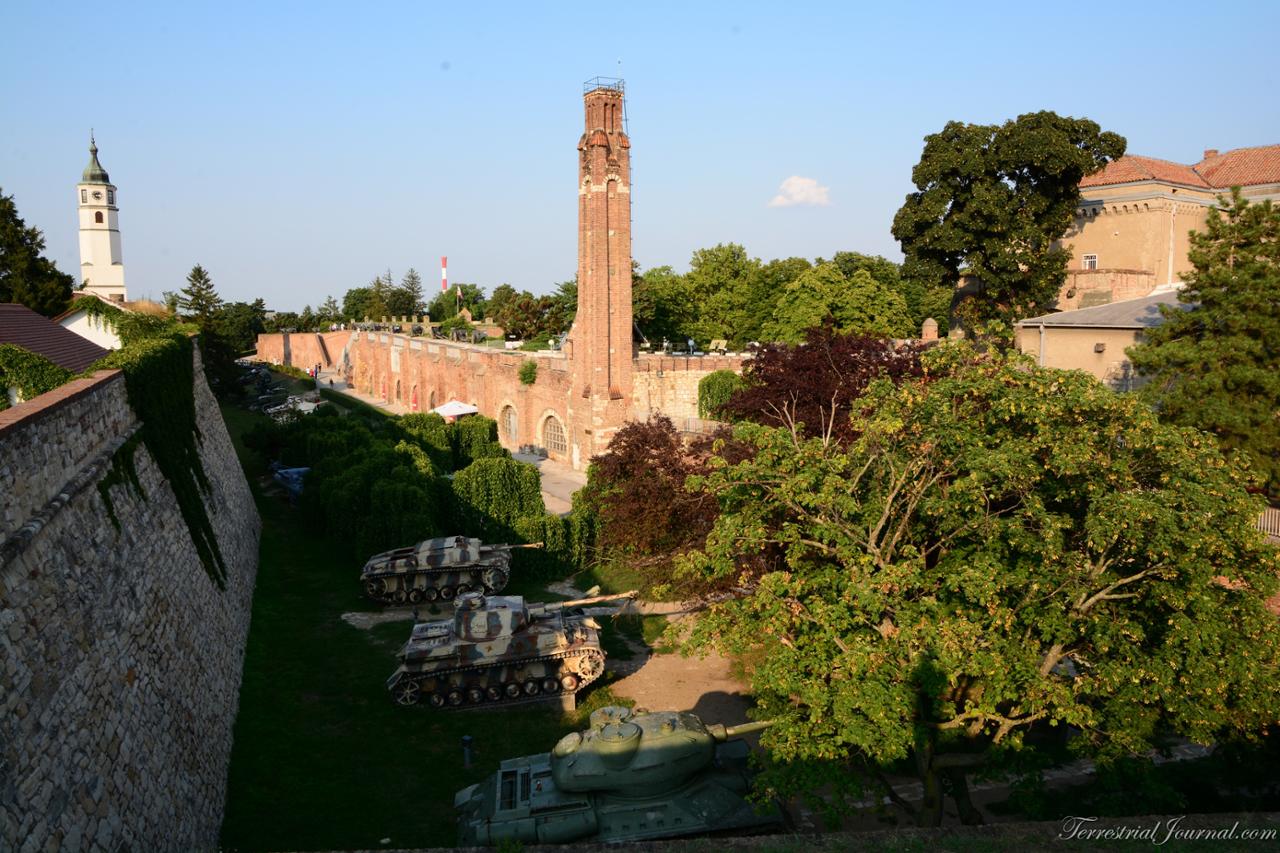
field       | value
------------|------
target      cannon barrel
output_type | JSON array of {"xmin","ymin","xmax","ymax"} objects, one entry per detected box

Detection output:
[
  {"xmin": 557, "ymin": 590, "xmax": 638, "ymax": 609},
  {"xmin": 706, "ymin": 719, "xmax": 774, "ymax": 742},
  {"xmin": 481, "ymin": 542, "xmax": 544, "ymax": 551}
]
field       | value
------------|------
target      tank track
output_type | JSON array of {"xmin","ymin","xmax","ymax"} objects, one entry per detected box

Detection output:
[
  {"xmin": 363, "ymin": 566, "xmax": 508, "ymax": 606},
  {"xmin": 390, "ymin": 647, "xmax": 606, "ymax": 709}
]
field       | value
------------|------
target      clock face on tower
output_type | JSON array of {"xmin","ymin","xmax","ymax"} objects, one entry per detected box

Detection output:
[{"xmin": 92, "ymin": 191, "xmax": 102, "ymax": 200}]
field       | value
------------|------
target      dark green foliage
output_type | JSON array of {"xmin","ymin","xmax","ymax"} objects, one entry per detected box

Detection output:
[
  {"xmin": 683, "ymin": 342, "xmax": 1280, "ymax": 824},
  {"xmin": 177, "ymin": 264, "xmax": 223, "ymax": 328},
  {"xmin": 272, "ymin": 363, "xmax": 317, "ymax": 390},
  {"xmin": 427, "ymin": 282, "xmax": 486, "ymax": 322},
  {"xmin": 93, "ymin": 333, "xmax": 228, "ymax": 587},
  {"xmin": 893, "ymin": 112, "xmax": 1126, "ymax": 326},
  {"xmin": 696, "ymin": 369, "xmax": 743, "ymax": 419},
  {"xmin": 0, "ymin": 343, "xmax": 72, "ymax": 409},
  {"xmin": 518, "ymin": 359, "xmax": 537, "ymax": 385},
  {"xmin": 398, "ymin": 412, "xmax": 453, "ymax": 472},
  {"xmin": 0, "ymin": 188, "xmax": 74, "ymax": 316},
  {"xmin": 451, "ymin": 458, "xmax": 545, "ymax": 540},
  {"xmin": 452, "ymin": 415, "xmax": 508, "ymax": 469},
  {"xmin": 1128, "ymin": 189, "xmax": 1280, "ymax": 500},
  {"xmin": 216, "ymin": 299, "xmax": 268, "ymax": 354}
]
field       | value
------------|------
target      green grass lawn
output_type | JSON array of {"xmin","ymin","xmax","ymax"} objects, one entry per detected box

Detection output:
[{"xmin": 218, "ymin": 401, "xmax": 630, "ymax": 851}]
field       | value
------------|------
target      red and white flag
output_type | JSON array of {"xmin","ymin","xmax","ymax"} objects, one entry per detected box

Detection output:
[{"xmin": 441, "ymin": 256, "xmax": 448, "ymax": 293}]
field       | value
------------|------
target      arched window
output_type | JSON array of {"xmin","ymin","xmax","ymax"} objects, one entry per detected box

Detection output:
[
  {"xmin": 500, "ymin": 405, "xmax": 518, "ymax": 443},
  {"xmin": 107, "ymin": 190, "xmax": 114, "ymax": 205},
  {"xmin": 543, "ymin": 415, "xmax": 567, "ymax": 455},
  {"xmin": 94, "ymin": 211, "xmax": 103, "ymax": 223},
  {"xmin": 395, "ymin": 379, "xmax": 401, "ymax": 402},
  {"xmin": 428, "ymin": 390, "xmax": 437, "ymax": 410}
]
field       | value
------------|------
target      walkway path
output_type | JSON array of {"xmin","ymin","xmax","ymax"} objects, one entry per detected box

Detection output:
[{"xmin": 313, "ymin": 367, "xmax": 585, "ymax": 515}]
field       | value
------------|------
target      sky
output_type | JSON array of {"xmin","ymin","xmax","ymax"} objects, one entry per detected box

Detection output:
[{"xmin": 2, "ymin": 1, "xmax": 1278, "ymax": 311}]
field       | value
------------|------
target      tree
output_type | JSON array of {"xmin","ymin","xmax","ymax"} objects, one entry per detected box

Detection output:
[
  {"xmin": 632, "ymin": 264, "xmax": 696, "ymax": 346},
  {"xmin": 1128, "ymin": 189, "xmax": 1280, "ymax": 500},
  {"xmin": 685, "ymin": 243, "xmax": 761, "ymax": 345},
  {"xmin": 177, "ymin": 264, "xmax": 223, "ymax": 329},
  {"xmin": 215, "ymin": 300, "xmax": 267, "ymax": 353},
  {"xmin": 400, "ymin": 268, "xmax": 424, "ymax": 315},
  {"xmin": 318, "ymin": 295, "xmax": 341, "ymax": 324},
  {"xmin": 764, "ymin": 264, "xmax": 913, "ymax": 343},
  {"xmin": 683, "ymin": 345, "xmax": 1280, "ymax": 825},
  {"xmin": 719, "ymin": 324, "xmax": 924, "ymax": 445},
  {"xmin": 342, "ymin": 287, "xmax": 375, "ymax": 321},
  {"xmin": 892, "ymin": 112, "xmax": 1125, "ymax": 327},
  {"xmin": 427, "ymin": 282, "xmax": 485, "ymax": 322},
  {"xmin": 0, "ymin": 188, "xmax": 74, "ymax": 316}
]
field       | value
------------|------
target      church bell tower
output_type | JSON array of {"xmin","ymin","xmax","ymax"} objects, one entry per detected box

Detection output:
[{"xmin": 77, "ymin": 134, "xmax": 127, "ymax": 302}]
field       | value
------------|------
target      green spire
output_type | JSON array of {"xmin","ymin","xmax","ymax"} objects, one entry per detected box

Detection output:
[{"xmin": 82, "ymin": 132, "xmax": 110, "ymax": 184}]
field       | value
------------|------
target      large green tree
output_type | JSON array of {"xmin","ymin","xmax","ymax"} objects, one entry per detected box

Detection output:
[
  {"xmin": 683, "ymin": 345, "xmax": 1280, "ymax": 825},
  {"xmin": 892, "ymin": 113, "xmax": 1125, "ymax": 327},
  {"xmin": 1128, "ymin": 189, "xmax": 1280, "ymax": 500},
  {"xmin": 0, "ymin": 189, "xmax": 74, "ymax": 316},
  {"xmin": 400, "ymin": 268, "xmax": 425, "ymax": 315},
  {"xmin": 765, "ymin": 263, "xmax": 912, "ymax": 343}
]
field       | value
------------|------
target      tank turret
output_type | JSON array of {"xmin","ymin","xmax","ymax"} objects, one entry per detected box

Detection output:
[
  {"xmin": 455, "ymin": 706, "xmax": 784, "ymax": 845},
  {"xmin": 360, "ymin": 535, "xmax": 542, "ymax": 605},
  {"xmin": 386, "ymin": 591, "xmax": 635, "ymax": 708}
]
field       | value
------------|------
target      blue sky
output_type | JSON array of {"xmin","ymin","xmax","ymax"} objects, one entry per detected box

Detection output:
[{"xmin": 2, "ymin": 1, "xmax": 1277, "ymax": 310}]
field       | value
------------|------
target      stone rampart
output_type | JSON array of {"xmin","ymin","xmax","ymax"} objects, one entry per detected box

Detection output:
[
  {"xmin": 0, "ymin": 353, "xmax": 260, "ymax": 852},
  {"xmin": 252, "ymin": 330, "xmax": 352, "ymax": 370}
]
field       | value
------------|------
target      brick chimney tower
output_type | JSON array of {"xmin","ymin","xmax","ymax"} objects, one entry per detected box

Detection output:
[{"xmin": 567, "ymin": 79, "xmax": 633, "ymax": 464}]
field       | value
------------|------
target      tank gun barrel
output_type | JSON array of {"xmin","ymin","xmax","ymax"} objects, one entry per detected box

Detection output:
[
  {"xmin": 707, "ymin": 719, "xmax": 774, "ymax": 741},
  {"xmin": 558, "ymin": 590, "xmax": 638, "ymax": 609},
  {"xmin": 482, "ymin": 542, "xmax": 544, "ymax": 551}
]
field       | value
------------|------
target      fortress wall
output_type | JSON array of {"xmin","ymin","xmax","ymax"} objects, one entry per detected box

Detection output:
[
  {"xmin": 252, "ymin": 330, "xmax": 352, "ymax": 370},
  {"xmin": 0, "ymin": 352, "xmax": 260, "ymax": 853},
  {"xmin": 631, "ymin": 354, "xmax": 749, "ymax": 424}
]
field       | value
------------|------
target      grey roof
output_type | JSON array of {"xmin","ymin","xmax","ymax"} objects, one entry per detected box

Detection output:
[
  {"xmin": 1018, "ymin": 290, "xmax": 1194, "ymax": 329},
  {"xmin": 82, "ymin": 136, "xmax": 110, "ymax": 184},
  {"xmin": 0, "ymin": 303, "xmax": 110, "ymax": 372}
]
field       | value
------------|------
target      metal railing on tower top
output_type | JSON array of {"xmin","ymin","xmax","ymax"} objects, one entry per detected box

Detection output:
[{"xmin": 583, "ymin": 76, "xmax": 625, "ymax": 94}]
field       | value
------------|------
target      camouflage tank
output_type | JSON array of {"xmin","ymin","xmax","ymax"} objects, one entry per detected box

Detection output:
[
  {"xmin": 386, "ymin": 590, "xmax": 636, "ymax": 708},
  {"xmin": 454, "ymin": 706, "xmax": 785, "ymax": 845},
  {"xmin": 360, "ymin": 535, "xmax": 539, "ymax": 605}
]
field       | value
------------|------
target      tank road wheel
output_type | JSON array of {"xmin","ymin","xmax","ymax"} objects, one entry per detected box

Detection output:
[
  {"xmin": 505, "ymin": 683, "xmax": 522, "ymax": 699},
  {"xmin": 407, "ymin": 588, "xmax": 424, "ymax": 604},
  {"xmin": 364, "ymin": 578, "xmax": 386, "ymax": 600},
  {"xmin": 427, "ymin": 692, "xmax": 445, "ymax": 709},
  {"xmin": 577, "ymin": 653, "xmax": 605, "ymax": 681},
  {"xmin": 560, "ymin": 673, "xmax": 580, "ymax": 693},
  {"xmin": 523, "ymin": 679, "xmax": 541, "ymax": 696},
  {"xmin": 446, "ymin": 689, "xmax": 464, "ymax": 706},
  {"xmin": 457, "ymin": 583, "xmax": 472, "ymax": 596},
  {"xmin": 486, "ymin": 685, "xmax": 503, "ymax": 702},
  {"xmin": 423, "ymin": 588, "xmax": 440, "ymax": 602},
  {"xmin": 482, "ymin": 568, "xmax": 508, "ymax": 593},
  {"xmin": 439, "ymin": 586, "xmax": 456, "ymax": 601},
  {"xmin": 393, "ymin": 588, "xmax": 408, "ymax": 605},
  {"xmin": 466, "ymin": 685, "xmax": 485, "ymax": 704},
  {"xmin": 392, "ymin": 679, "xmax": 421, "ymax": 706},
  {"xmin": 542, "ymin": 677, "xmax": 560, "ymax": 694}
]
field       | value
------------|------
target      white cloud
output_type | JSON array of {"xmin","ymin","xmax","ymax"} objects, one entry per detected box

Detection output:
[{"xmin": 768, "ymin": 175, "xmax": 831, "ymax": 208}]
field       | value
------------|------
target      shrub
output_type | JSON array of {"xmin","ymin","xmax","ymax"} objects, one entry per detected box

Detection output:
[
  {"xmin": 451, "ymin": 458, "xmax": 544, "ymax": 540},
  {"xmin": 696, "ymin": 369, "xmax": 743, "ymax": 419},
  {"xmin": 518, "ymin": 360, "xmax": 537, "ymax": 385}
]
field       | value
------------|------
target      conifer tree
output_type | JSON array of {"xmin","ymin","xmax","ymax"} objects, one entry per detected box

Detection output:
[
  {"xmin": 0, "ymin": 188, "xmax": 74, "ymax": 316},
  {"xmin": 1129, "ymin": 189, "xmax": 1280, "ymax": 500},
  {"xmin": 401, "ymin": 268, "xmax": 424, "ymax": 314},
  {"xmin": 177, "ymin": 264, "xmax": 223, "ymax": 329}
]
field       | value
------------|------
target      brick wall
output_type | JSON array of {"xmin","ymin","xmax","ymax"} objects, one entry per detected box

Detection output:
[
  {"xmin": 0, "ymin": 352, "xmax": 260, "ymax": 852},
  {"xmin": 252, "ymin": 330, "xmax": 352, "ymax": 370}
]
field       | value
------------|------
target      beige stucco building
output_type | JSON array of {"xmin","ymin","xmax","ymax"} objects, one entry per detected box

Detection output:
[{"xmin": 1054, "ymin": 144, "xmax": 1279, "ymax": 310}]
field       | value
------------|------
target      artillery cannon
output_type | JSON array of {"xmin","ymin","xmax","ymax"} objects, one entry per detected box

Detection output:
[
  {"xmin": 360, "ymin": 535, "xmax": 542, "ymax": 604},
  {"xmin": 386, "ymin": 590, "xmax": 636, "ymax": 708},
  {"xmin": 455, "ymin": 706, "xmax": 784, "ymax": 845}
]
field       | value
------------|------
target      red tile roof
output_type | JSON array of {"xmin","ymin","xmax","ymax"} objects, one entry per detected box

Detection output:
[
  {"xmin": 1081, "ymin": 144, "xmax": 1280, "ymax": 189},
  {"xmin": 0, "ymin": 303, "xmax": 110, "ymax": 373}
]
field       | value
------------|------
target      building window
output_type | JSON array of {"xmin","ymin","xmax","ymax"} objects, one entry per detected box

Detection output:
[
  {"xmin": 500, "ymin": 405, "xmax": 518, "ymax": 444},
  {"xmin": 81, "ymin": 189, "xmax": 87, "ymax": 203},
  {"xmin": 1082, "ymin": 254, "xmax": 1098, "ymax": 270},
  {"xmin": 107, "ymin": 190, "xmax": 114, "ymax": 205},
  {"xmin": 94, "ymin": 211, "xmax": 103, "ymax": 224},
  {"xmin": 543, "ymin": 416, "xmax": 567, "ymax": 455}
]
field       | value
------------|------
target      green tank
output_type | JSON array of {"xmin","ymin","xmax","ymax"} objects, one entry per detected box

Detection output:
[
  {"xmin": 386, "ymin": 590, "xmax": 636, "ymax": 708},
  {"xmin": 454, "ymin": 706, "xmax": 785, "ymax": 845},
  {"xmin": 360, "ymin": 535, "xmax": 540, "ymax": 605}
]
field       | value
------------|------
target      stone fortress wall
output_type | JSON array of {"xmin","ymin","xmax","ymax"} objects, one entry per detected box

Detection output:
[
  {"xmin": 0, "ymin": 353, "xmax": 260, "ymax": 852},
  {"xmin": 252, "ymin": 329, "xmax": 352, "ymax": 372}
]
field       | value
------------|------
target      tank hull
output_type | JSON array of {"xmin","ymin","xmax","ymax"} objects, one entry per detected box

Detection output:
[{"xmin": 360, "ymin": 536, "xmax": 512, "ymax": 605}]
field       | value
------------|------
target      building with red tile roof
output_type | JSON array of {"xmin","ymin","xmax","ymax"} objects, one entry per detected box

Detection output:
[{"xmin": 1055, "ymin": 144, "xmax": 1279, "ymax": 311}]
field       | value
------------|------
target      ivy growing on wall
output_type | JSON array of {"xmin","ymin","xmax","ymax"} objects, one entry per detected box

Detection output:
[
  {"xmin": 697, "ymin": 369, "xmax": 744, "ymax": 419},
  {"xmin": 93, "ymin": 333, "xmax": 228, "ymax": 587},
  {"xmin": 518, "ymin": 360, "xmax": 537, "ymax": 385},
  {"xmin": 0, "ymin": 344, "xmax": 73, "ymax": 411}
]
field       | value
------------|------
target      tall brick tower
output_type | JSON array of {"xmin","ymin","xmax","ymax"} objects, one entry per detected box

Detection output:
[{"xmin": 567, "ymin": 79, "xmax": 633, "ymax": 465}]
